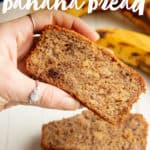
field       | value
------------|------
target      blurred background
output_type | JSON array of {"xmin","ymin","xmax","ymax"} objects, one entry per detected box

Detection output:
[{"xmin": 0, "ymin": 1, "xmax": 149, "ymax": 150}]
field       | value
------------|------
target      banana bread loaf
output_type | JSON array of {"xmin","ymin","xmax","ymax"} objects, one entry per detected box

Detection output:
[{"xmin": 41, "ymin": 110, "xmax": 148, "ymax": 150}]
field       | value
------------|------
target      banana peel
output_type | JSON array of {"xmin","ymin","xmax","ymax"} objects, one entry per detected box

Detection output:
[
  {"xmin": 119, "ymin": 0, "xmax": 150, "ymax": 34},
  {"xmin": 96, "ymin": 28, "xmax": 150, "ymax": 74}
]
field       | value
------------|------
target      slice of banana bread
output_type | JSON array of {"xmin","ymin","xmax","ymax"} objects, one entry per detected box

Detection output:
[
  {"xmin": 26, "ymin": 25, "xmax": 145, "ymax": 124},
  {"xmin": 41, "ymin": 111, "xmax": 148, "ymax": 150}
]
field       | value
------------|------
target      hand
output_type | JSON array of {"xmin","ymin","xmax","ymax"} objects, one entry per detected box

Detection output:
[{"xmin": 0, "ymin": 10, "xmax": 99, "ymax": 110}]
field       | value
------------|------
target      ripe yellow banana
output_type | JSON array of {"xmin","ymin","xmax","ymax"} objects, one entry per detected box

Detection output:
[{"xmin": 96, "ymin": 28, "xmax": 150, "ymax": 74}]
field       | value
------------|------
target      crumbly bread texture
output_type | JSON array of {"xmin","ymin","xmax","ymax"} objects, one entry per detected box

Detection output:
[
  {"xmin": 41, "ymin": 110, "xmax": 148, "ymax": 150},
  {"xmin": 26, "ymin": 25, "xmax": 145, "ymax": 124}
]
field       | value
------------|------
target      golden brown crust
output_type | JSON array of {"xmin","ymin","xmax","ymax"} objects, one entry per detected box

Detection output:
[{"xmin": 26, "ymin": 25, "xmax": 145, "ymax": 124}]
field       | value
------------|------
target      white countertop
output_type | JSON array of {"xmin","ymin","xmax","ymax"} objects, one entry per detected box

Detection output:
[{"xmin": 0, "ymin": 4, "xmax": 149, "ymax": 150}]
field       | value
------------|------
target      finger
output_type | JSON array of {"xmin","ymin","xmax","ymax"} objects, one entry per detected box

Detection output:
[
  {"xmin": 0, "ymin": 16, "xmax": 34, "ymax": 61},
  {"xmin": 53, "ymin": 11, "xmax": 100, "ymax": 41},
  {"xmin": 31, "ymin": 10, "xmax": 99, "ymax": 41},
  {"xmin": 4, "ymin": 10, "xmax": 99, "ymax": 61},
  {"xmin": 2, "ymin": 68, "xmax": 80, "ymax": 110}
]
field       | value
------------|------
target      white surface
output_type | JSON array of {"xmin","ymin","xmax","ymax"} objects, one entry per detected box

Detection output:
[{"xmin": 0, "ymin": 6, "xmax": 149, "ymax": 150}]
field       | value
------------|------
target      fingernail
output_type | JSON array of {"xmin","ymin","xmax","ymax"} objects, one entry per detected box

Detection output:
[
  {"xmin": 93, "ymin": 31, "xmax": 100, "ymax": 41},
  {"xmin": 61, "ymin": 97, "xmax": 81, "ymax": 110}
]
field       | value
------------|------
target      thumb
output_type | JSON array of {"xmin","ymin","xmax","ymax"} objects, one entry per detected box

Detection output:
[{"xmin": 1, "ymin": 68, "xmax": 80, "ymax": 110}]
